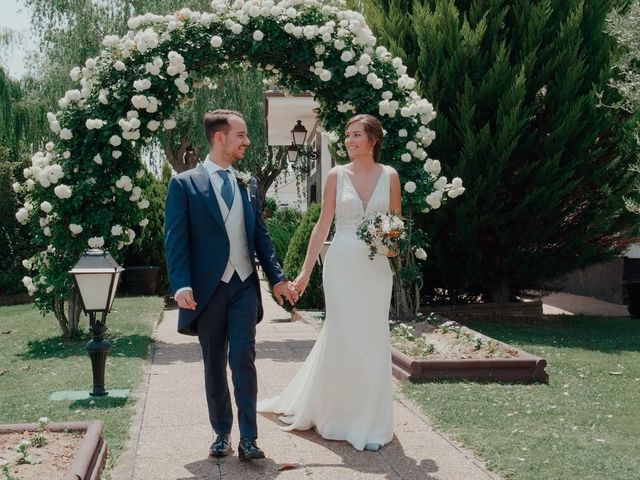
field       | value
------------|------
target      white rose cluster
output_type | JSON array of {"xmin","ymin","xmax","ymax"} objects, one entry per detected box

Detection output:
[
  {"xmin": 88, "ymin": 236, "xmax": 105, "ymax": 249},
  {"xmin": 24, "ymin": 151, "xmax": 64, "ymax": 188},
  {"xmin": 119, "ymin": 111, "xmax": 142, "ymax": 140},
  {"xmin": 167, "ymin": 51, "xmax": 186, "ymax": 76},
  {"xmin": 85, "ymin": 119, "xmax": 105, "ymax": 130},
  {"xmin": 54, "ymin": 184, "xmax": 72, "ymax": 199},
  {"xmin": 58, "ymin": 89, "xmax": 82, "ymax": 109},
  {"xmin": 115, "ymin": 175, "xmax": 133, "ymax": 191},
  {"xmin": 145, "ymin": 57, "xmax": 164, "ymax": 76},
  {"xmin": 134, "ymin": 27, "xmax": 159, "ymax": 54}
]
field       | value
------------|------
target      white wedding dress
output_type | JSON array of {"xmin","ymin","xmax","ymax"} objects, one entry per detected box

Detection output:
[{"xmin": 257, "ymin": 164, "xmax": 394, "ymax": 451}]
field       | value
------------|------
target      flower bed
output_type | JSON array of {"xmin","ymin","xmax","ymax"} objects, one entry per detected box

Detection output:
[
  {"xmin": 0, "ymin": 421, "xmax": 106, "ymax": 480},
  {"xmin": 390, "ymin": 318, "xmax": 548, "ymax": 383}
]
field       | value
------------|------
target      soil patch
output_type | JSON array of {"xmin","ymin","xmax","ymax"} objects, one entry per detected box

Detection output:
[{"xmin": 0, "ymin": 431, "xmax": 83, "ymax": 480}]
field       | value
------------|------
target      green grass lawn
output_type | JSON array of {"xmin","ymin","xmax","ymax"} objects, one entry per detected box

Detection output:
[
  {"xmin": 402, "ymin": 315, "xmax": 640, "ymax": 480},
  {"xmin": 0, "ymin": 296, "xmax": 164, "ymax": 470}
]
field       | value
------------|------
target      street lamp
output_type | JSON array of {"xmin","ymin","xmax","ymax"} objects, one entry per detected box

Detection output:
[
  {"xmin": 69, "ymin": 249, "xmax": 124, "ymax": 396},
  {"xmin": 289, "ymin": 120, "xmax": 318, "ymax": 165}
]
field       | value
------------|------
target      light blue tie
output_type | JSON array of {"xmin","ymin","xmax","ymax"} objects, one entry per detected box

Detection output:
[{"xmin": 217, "ymin": 169, "xmax": 234, "ymax": 210}]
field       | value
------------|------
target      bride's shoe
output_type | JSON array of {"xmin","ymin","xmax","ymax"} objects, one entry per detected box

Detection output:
[
  {"xmin": 364, "ymin": 443, "xmax": 381, "ymax": 452},
  {"xmin": 278, "ymin": 415, "xmax": 295, "ymax": 425}
]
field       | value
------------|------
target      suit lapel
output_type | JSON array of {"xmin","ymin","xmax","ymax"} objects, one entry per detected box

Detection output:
[{"xmin": 191, "ymin": 164, "xmax": 225, "ymax": 229}]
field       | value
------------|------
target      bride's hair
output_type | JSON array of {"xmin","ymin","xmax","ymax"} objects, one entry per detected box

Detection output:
[{"xmin": 345, "ymin": 114, "xmax": 384, "ymax": 163}]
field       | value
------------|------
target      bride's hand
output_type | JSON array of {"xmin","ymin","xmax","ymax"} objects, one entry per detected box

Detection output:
[{"xmin": 293, "ymin": 271, "xmax": 311, "ymax": 296}]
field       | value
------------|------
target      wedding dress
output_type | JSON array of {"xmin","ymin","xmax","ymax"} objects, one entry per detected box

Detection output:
[{"xmin": 257, "ymin": 164, "xmax": 394, "ymax": 451}]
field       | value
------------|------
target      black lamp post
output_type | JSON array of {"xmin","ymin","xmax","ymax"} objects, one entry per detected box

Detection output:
[
  {"xmin": 289, "ymin": 120, "xmax": 318, "ymax": 168},
  {"xmin": 69, "ymin": 249, "xmax": 123, "ymax": 396}
]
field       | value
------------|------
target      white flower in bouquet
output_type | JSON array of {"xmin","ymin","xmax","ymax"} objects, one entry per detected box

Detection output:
[
  {"xmin": 54, "ymin": 184, "xmax": 72, "ymax": 199},
  {"xmin": 88, "ymin": 236, "xmax": 105, "ymax": 249},
  {"xmin": 356, "ymin": 212, "xmax": 405, "ymax": 260}
]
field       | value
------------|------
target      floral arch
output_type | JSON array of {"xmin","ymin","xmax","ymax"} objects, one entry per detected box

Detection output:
[{"xmin": 14, "ymin": 0, "xmax": 463, "ymax": 329}]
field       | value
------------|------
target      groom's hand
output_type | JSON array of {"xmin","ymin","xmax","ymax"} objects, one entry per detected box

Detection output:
[
  {"xmin": 176, "ymin": 290, "xmax": 197, "ymax": 310},
  {"xmin": 273, "ymin": 281, "xmax": 298, "ymax": 306}
]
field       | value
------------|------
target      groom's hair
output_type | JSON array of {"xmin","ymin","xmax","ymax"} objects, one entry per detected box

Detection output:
[{"xmin": 204, "ymin": 109, "xmax": 245, "ymax": 145}]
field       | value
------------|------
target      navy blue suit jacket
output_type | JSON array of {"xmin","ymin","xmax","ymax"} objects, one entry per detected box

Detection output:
[{"xmin": 164, "ymin": 163, "xmax": 287, "ymax": 335}]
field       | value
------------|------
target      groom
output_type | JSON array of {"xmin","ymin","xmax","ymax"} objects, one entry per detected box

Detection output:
[{"xmin": 164, "ymin": 109, "xmax": 297, "ymax": 460}]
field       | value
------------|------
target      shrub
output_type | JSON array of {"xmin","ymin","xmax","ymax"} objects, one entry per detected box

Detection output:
[
  {"xmin": 266, "ymin": 207, "xmax": 303, "ymax": 265},
  {"xmin": 283, "ymin": 203, "xmax": 324, "ymax": 311},
  {"xmin": 124, "ymin": 163, "xmax": 170, "ymax": 293}
]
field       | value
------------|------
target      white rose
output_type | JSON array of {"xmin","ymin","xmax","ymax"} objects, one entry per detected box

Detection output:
[
  {"xmin": 138, "ymin": 199, "xmax": 150, "ymax": 209},
  {"xmin": 69, "ymin": 224, "xmax": 83, "ymax": 235},
  {"xmin": 112, "ymin": 150, "xmax": 122, "ymax": 159},
  {"xmin": 163, "ymin": 118, "xmax": 177, "ymax": 130},
  {"xmin": 147, "ymin": 120, "xmax": 160, "ymax": 131},
  {"xmin": 340, "ymin": 50, "xmax": 354, "ymax": 62},
  {"xmin": 210, "ymin": 35, "xmax": 223, "ymax": 48},
  {"xmin": 253, "ymin": 30, "xmax": 264, "ymax": 41},
  {"xmin": 452, "ymin": 177, "xmax": 463, "ymax": 188},
  {"xmin": 88, "ymin": 236, "xmax": 105, "ymax": 249},
  {"xmin": 426, "ymin": 192, "xmax": 442, "ymax": 209},
  {"xmin": 63, "ymin": 151, "xmax": 71, "ymax": 159},
  {"xmin": 109, "ymin": 135, "xmax": 122, "ymax": 146},
  {"xmin": 40, "ymin": 201, "xmax": 53, "ymax": 213},
  {"xmin": 414, "ymin": 248, "xmax": 427, "ymax": 260},
  {"xmin": 111, "ymin": 225, "xmax": 123, "ymax": 236},
  {"xmin": 404, "ymin": 181, "xmax": 417, "ymax": 193},
  {"xmin": 54, "ymin": 184, "xmax": 72, "ymax": 199},
  {"xmin": 319, "ymin": 70, "xmax": 332, "ymax": 82},
  {"xmin": 448, "ymin": 187, "xmax": 466, "ymax": 198},
  {"xmin": 399, "ymin": 129, "xmax": 408, "ymax": 137},
  {"xmin": 15, "ymin": 208, "xmax": 29, "ymax": 224},
  {"xmin": 434, "ymin": 176, "xmax": 448, "ymax": 191},
  {"xmin": 139, "ymin": 218, "xmax": 149, "ymax": 227},
  {"xmin": 22, "ymin": 259, "xmax": 32, "ymax": 269},
  {"xmin": 114, "ymin": 61, "xmax": 126, "ymax": 71},
  {"xmin": 43, "ymin": 226, "xmax": 51, "ymax": 237},
  {"xmin": 401, "ymin": 153, "xmax": 411, "ymax": 163},
  {"xmin": 60, "ymin": 128, "xmax": 73, "ymax": 140}
]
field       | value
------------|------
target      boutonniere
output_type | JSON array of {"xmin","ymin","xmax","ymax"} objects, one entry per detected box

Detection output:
[{"xmin": 235, "ymin": 171, "xmax": 253, "ymax": 197}]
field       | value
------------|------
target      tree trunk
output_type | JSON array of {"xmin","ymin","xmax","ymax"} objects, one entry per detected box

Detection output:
[
  {"xmin": 53, "ymin": 290, "xmax": 83, "ymax": 339},
  {"xmin": 163, "ymin": 131, "xmax": 200, "ymax": 173},
  {"xmin": 255, "ymin": 146, "xmax": 287, "ymax": 206}
]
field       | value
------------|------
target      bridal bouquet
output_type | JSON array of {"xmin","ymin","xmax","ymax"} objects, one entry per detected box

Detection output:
[{"xmin": 356, "ymin": 212, "xmax": 406, "ymax": 260}]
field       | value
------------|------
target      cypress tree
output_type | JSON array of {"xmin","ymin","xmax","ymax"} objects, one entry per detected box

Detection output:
[{"xmin": 361, "ymin": 0, "xmax": 639, "ymax": 302}]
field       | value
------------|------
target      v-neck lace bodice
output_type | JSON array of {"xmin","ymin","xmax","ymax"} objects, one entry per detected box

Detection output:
[{"xmin": 335, "ymin": 165, "xmax": 390, "ymax": 229}]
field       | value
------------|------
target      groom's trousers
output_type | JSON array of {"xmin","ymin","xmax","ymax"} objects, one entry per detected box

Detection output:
[{"xmin": 197, "ymin": 271, "xmax": 260, "ymax": 439}]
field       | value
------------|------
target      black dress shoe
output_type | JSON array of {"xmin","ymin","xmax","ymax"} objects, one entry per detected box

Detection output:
[
  {"xmin": 238, "ymin": 437, "xmax": 265, "ymax": 460},
  {"xmin": 209, "ymin": 433, "xmax": 231, "ymax": 458}
]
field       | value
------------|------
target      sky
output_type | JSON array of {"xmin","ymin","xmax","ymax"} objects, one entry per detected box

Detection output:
[{"xmin": 1, "ymin": 0, "xmax": 35, "ymax": 79}]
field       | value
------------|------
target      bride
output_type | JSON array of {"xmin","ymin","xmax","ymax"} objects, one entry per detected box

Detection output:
[{"xmin": 257, "ymin": 114, "xmax": 401, "ymax": 451}]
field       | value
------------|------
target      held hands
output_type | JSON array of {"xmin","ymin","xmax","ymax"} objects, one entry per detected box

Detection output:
[
  {"xmin": 293, "ymin": 271, "xmax": 311, "ymax": 296},
  {"xmin": 176, "ymin": 290, "xmax": 197, "ymax": 310},
  {"xmin": 273, "ymin": 281, "xmax": 299, "ymax": 306}
]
